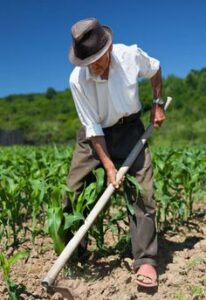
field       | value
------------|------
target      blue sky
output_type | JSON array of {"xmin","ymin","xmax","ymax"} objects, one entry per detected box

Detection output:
[{"xmin": 0, "ymin": 0, "xmax": 206, "ymax": 97}]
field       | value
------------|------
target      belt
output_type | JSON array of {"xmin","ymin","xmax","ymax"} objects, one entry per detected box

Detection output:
[{"xmin": 114, "ymin": 111, "xmax": 141, "ymax": 126}]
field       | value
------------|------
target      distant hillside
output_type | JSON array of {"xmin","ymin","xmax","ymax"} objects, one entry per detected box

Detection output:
[
  {"xmin": 0, "ymin": 68, "xmax": 206, "ymax": 146},
  {"xmin": 140, "ymin": 67, "xmax": 206, "ymax": 147},
  {"xmin": 0, "ymin": 88, "xmax": 79, "ymax": 144}
]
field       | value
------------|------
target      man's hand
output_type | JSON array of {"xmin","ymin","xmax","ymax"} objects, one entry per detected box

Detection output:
[
  {"xmin": 150, "ymin": 104, "xmax": 165, "ymax": 128},
  {"xmin": 150, "ymin": 67, "xmax": 164, "ymax": 128},
  {"xmin": 106, "ymin": 165, "xmax": 125, "ymax": 189}
]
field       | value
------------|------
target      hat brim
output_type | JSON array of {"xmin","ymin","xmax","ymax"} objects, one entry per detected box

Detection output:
[{"xmin": 68, "ymin": 26, "xmax": 112, "ymax": 67}]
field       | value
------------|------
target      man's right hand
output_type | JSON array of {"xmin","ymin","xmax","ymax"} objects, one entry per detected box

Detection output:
[{"xmin": 106, "ymin": 164, "xmax": 125, "ymax": 189}]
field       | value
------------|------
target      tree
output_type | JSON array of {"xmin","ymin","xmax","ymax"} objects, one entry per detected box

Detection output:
[{"xmin": 46, "ymin": 87, "xmax": 57, "ymax": 100}]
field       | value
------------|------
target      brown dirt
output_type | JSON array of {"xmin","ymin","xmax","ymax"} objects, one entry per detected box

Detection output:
[{"xmin": 0, "ymin": 212, "xmax": 206, "ymax": 300}]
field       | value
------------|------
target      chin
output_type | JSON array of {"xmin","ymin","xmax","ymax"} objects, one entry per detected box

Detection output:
[{"xmin": 94, "ymin": 70, "xmax": 103, "ymax": 76}]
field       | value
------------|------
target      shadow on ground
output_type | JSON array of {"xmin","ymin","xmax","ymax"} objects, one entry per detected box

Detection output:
[
  {"xmin": 64, "ymin": 231, "xmax": 202, "ymax": 282},
  {"xmin": 157, "ymin": 234, "xmax": 202, "ymax": 276}
]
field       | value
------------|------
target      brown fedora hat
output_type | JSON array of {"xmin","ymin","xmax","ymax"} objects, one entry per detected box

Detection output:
[{"xmin": 69, "ymin": 18, "xmax": 112, "ymax": 66}]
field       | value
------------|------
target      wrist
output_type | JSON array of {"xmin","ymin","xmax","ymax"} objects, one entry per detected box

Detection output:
[{"xmin": 152, "ymin": 98, "xmax": 164, "ymax": 108}]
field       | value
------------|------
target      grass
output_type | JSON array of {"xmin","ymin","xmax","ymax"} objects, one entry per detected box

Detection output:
[
  {"xmin": 176, "ymin": 291, "xmax": 187, "ymax": 300},
  {"xmin": 189, "ymin": 286, "xmax": 205, "ymax": 299},
  {"xmin": 187, "ymin": 256, "xmax": 205, "ymax": 271}
]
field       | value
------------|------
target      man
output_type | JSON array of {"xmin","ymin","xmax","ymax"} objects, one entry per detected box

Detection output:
[{"xmin": 67, "ymin": 17, "xmax": 165, "ymax": 288}]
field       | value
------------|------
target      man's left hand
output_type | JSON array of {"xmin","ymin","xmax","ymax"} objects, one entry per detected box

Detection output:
[{"xmin": 150, "ymin": 104, "xmax": 165, "ymax": 128}]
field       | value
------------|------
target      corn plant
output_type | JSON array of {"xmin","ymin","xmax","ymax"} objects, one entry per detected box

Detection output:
[
  {"xmin": 0, "ymin": 145, "xmax": 206, "ymax": 255},
  {"xmin": 47, "ymin": 184, "xmax": 70, "ymax": 254},
  {"xmin": 0, "ymin": 174, "xmax": 28, "ymax": 246},
  {"xmin": 62, "ymin": 168, "xmax": 106, "ymax": 250},
  {"xmin": 0, "ymin": 250, "xmax": 28, "ymax": 300},
  {"xmin": 63, "ymin": 167, "xmax": 142, "ymax": 251},
  {"xmin": 0, "ymin": 145, "xmax": 73, "ymax": 247},
  {"xmin": 153, "ymin": 147, "xmax": 206, "ymax": 230}
]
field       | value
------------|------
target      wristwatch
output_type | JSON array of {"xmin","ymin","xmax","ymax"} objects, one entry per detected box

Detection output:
[{"xmin": 153, "ymin": 98, "xmax": 164, "ymax": 106}]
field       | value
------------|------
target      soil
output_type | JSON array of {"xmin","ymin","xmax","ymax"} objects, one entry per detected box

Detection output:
[{"xmin": 0, "ymin": 209, "xmax": 206, "ymax": 300}]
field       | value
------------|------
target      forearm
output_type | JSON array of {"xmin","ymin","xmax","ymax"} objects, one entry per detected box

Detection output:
[
  {"xmin": 150, "ymin": 67, "xmax": 165, "ymax": 128},
  {"xmin": 150, "ymin": 67, "xmax": 162, "ymax": 99},
  {"xmin": 90, "ymin": 136, "xmax": 115, "ymax": 171}
]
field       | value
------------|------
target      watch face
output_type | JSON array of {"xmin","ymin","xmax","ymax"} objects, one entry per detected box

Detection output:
[{"xmin": 153, "ymin": 98, "xmax": 164, "ymax": 105}]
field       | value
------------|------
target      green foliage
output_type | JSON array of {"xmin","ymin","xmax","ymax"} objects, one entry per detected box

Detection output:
[
  {"xmin": 0, "ymin": 89, "xmax": 79, "ymax": 144},
  {"xmin": 0, "ymin": 250, "xmax": 28, "ymax": 300},
  {"xmin": 62, "ymin": 168, "xmax": 106, "ymax": 250},
  {"xmin": 176, "ymin": 291, "xmax": 187, "ymax": 300},
  {"xmin": 0, "ymin": 67, "xmax": 206, "ymax": 146},
  {"xmin": 0, "ymin": 145, "xmax": 73, "ymax": 248},
  {"xmin": 189, "ymin": 286, "xmax": 205, "ymax": 299},
  {"xmin": 153, "ymin": 147, "xmax": 206, "ymax": 230},
  {"xmin": 46, "ymin": 87, "xmax": 57, "ymax": 99},
  {"xmin": 142, "ymin": 68, "xmax": 206, "ymax": 147},
  {"xmin": 48, "ymin": 206, "xmax": 65, "ymax": 254},
  {"xmin": 0, "ymin": 145, "xmax": 205, "ymax": 255}
]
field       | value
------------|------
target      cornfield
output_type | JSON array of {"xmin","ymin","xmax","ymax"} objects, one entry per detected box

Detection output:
[{"xmin": 0, "ymin": 145, "xmax": 205, "ymax": 251}]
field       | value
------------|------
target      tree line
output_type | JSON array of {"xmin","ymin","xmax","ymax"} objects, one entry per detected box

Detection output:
[{"xmin": 0, "ymin": 68, "xmax": 205, "ymax": 146}]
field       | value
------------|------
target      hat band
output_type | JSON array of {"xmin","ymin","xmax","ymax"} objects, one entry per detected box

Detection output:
[{"xmin": 74, "ymin": 30, "xmax": 108, "ymax": 60}]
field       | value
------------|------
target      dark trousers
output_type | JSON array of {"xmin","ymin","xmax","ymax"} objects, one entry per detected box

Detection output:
[{"xmin": 66, "ymin": 114, "xmax": 157, "ymax": 271}]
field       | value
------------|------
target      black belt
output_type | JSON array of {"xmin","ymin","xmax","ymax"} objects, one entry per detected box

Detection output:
[{"xmin": 114, "ymin": 111, "xmax": 141, "ymax": 126}]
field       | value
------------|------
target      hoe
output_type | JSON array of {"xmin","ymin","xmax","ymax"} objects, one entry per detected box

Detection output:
[{"xmin": 42, "ymin": 97, "xmax": 172, "ymax": 299}]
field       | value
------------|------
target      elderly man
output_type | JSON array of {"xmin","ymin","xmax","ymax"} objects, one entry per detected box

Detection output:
[{"xmin": 67, "ymin": 17, "xmax": 165, "ymax": 287}]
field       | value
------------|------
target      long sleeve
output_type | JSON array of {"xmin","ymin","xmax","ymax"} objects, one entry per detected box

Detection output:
[{"xmin": 70, "ymin": 79, "xmax": 104, "ymax": 138}]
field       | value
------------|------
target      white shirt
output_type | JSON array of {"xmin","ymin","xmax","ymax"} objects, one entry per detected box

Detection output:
[{"xmin": 69, "ymin": 44, "xmax": 160, "ymax": 138}]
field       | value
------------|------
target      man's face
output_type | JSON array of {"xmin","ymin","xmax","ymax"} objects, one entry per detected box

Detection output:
[{"xmin": 88, "ymin": 47, "xmax": 112, "ymax": 77}]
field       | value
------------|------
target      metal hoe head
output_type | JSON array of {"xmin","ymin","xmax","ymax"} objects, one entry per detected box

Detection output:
[{"xmin": 42, "ymin": 281, "xmax": 74, "ymax": 299}]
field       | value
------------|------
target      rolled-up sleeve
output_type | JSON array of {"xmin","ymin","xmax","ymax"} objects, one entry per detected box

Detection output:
[
  {"xmin": 70, "ymin": 79, "xmax": 104, "ymax": 138},
  {"xmin": 135, "ymin": 46, "xmax": 160, "ymax": 79}
]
